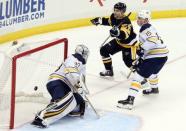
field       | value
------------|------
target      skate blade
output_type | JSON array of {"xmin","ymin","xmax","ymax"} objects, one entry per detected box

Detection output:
[
  {"xmin": 31, "ymin": 123, "xmax": 47, "ymax": 128},
  {"xmin": 31, "ymin": 124, "xmax": 46, "ymax": 128},
  {"xmin": 31, "ymin": 121, "xmax": 48, "ymax": 128},
  {"xmin": 117, "ymin": 103, "xmax": 133, "ymax": 110},
  {"xmin": 100, "ymin": 76, "xmax": 114, "ymax": 80}
]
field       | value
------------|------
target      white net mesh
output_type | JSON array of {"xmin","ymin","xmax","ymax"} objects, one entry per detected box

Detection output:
[{"xmin": 0, "ymin": 38, "xmax": 68, "ymax": 129}]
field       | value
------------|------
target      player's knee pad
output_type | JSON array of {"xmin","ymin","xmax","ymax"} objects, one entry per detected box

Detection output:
[
  {"xmin": 37, "ymin": 92, "xmax": 77, "ymax": 125},
  {"xmin": 73, "ymin": 93, "xmax": 85, "ymax": 105},
  {"xmin": 69, "ymin": 93, "xmax": 86, "ymax": 116},
  {"xmin": 123, "ymin": 58, "xmax": 133, "ymax": 68},
  {"xmin": 148, "ymin": 74, "xmax": 159, "ymax": 87},
  {"xmin": 100, "ymin": 44, "xmax": 111, "ymax": 57},
  {"xmin": 122, "ymin": 55, "xmax": 133, "ymax": 68}
]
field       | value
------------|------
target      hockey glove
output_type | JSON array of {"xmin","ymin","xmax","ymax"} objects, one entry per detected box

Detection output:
[
  {"xmin": 137, "ymin": 47, "xmax": 144, "ymax": 57},
  {"xmin": 110, "ymin": 26, "xmax": 120, "ymax": 37},
  {"xmin": 74, "ymin": 82, "xmax": 87, "ymax": 95},
  {"xmin": 90, "ymin": 17, "xmax": 102, "ymax": 25}
]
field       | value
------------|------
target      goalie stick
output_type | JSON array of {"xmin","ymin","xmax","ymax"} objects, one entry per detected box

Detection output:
[
  {"xmin": 79, "ymin": 77, "xmax": 100, "ymax": 119},
  {"xmin": 63, "ymin": 63, "xmax": 100, "ymax": 119}
]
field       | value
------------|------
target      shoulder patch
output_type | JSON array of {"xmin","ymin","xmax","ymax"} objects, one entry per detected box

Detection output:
[{"xmin": 140, "ymin": 23, "xmax": 151, "ymax": 33}]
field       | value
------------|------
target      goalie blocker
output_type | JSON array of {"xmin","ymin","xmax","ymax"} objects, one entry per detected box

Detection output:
[{"xmin": 31, "ymin": 44, "xmax": 90, "ymax": 128}]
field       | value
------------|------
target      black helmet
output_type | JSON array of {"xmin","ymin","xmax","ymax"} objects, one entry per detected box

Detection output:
[{"xmin": 114, "ymin": 2, "xmax": 126, "ymax": 12}]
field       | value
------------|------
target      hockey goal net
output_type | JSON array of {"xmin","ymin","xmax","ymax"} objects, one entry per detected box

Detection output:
[{"xmin": 0, "ymin": 38, "xmax": 68, "ymax": 129}]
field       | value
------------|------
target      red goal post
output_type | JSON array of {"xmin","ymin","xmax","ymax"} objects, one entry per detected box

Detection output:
[{"xmin": 0, "ymin": 38, "xmax": 68, "ymax": 129}]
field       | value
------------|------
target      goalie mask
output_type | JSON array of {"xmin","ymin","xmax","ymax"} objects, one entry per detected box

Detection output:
[{"xmin": 75, "ymin": 44, "xmax": 90, "ymax": 63}]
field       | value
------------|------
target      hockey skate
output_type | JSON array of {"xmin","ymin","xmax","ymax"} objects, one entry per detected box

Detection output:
[
  {"xmin": 100, "ymin": 70, "xmax": 114, "ymax": 77},
  {"xmin": 31, "ymin": 114, "xmax": 48, "ymax": 128},
  {"xmin": 143, "ymin": 88, "xmax": 159, "ymax": 95},
  {"xmin": 68, "ymin": 102, "xmax": 86, "ymax": 117},
  {"xmin": 117, "ymin": 96, "xmax": 135, "ymax": 110}
]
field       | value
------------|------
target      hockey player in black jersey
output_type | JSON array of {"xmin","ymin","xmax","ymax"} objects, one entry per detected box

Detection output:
[{"xmin": 91, "ymin": 2, "xmax": 138, "ymax": 77}]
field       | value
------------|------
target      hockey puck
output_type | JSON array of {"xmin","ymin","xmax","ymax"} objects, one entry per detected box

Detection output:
[
  {"xmin": 12, "ymin": 41, "xmax": 18, "ymax": 46},
  {"xmin": 34, "ymin": 86, "xmax": 38, "ymax": 91}
]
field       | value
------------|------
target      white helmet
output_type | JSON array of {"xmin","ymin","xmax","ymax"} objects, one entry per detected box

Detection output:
[
  {"xmin": 75, "ymin": 44, "xmax": 90, "ymax": 63},
  {"xmin": 137, "ymin": 10, "xmax": 151, "ymax": 20}
]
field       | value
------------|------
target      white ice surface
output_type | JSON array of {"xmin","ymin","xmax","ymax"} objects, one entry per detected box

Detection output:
[{"xmin": 0, "ymin": 18, "xmax": 186, "ymax": 131}]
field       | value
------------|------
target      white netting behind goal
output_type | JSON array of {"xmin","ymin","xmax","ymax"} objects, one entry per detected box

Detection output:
[{"xmin": 0, "ymin": 38, "xmax": 68, "ymax": 129}]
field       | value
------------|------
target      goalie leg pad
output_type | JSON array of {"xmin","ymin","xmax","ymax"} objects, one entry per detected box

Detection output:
[
  {"xmin": 69, "ymin": 93, "xmax": 86, "ymax": 116},
  {"xmin": 32, "ymin": 92, "xmax": 77, "ymax": 127}
]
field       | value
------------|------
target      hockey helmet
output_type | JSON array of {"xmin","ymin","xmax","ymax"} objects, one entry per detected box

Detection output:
[
  {"xmin": 114, "ymin": 2, "xmax": 126, "ymax": 12},
  {"xmin": 137, "ymin": 10, "xmax": 151, "ymax": 20},
  {"xmin": 75, "ymin": 44, "xmax": 90, "ymax": 63}
]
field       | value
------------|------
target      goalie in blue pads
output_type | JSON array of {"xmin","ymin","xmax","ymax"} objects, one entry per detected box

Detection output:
[{"xmin": 31, "ymin": 44, "xmax": 90, "ymax": 128}]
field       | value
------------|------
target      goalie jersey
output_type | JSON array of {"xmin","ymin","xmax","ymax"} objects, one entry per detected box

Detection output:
[
  {"xmin": 48, "ymin": 53, "xmax": 86, "ymax": 89},
  {"xmin": 139, "ymin": 23, "xmax": 169, "ymax": 59}
]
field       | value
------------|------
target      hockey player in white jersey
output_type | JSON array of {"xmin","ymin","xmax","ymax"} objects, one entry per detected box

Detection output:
[
  {"xmin": 117, "ymin": 10, "xmax": 169, "ymax": 109},
  {"xmin": 31, "ymin": 44, "xmax": 90, "ymax": 128}
]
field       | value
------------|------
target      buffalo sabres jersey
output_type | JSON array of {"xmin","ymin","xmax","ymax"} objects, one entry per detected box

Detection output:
[
  {"xmin": 102, "ymin": 13, "xmax": 137, "ymax": 46},
  {"xmin": 139, "ymin": 23, "xmax": 169, "ymax": 59},
  {"xmin": 48, "ymin": 53, "xmax": 86, "ymax": 88}
]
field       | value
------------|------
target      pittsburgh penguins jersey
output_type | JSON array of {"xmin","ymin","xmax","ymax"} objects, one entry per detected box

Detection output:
[
  {"xmin": 48, "ymin": 53, "xmax": 86, "ymax": 88},
  {"xmin": 139, "ymin": 23, "xmax": 169, "ymax": 59},
  {"xmin": 101, "ymin": 13, "xmax": 137, "ymax": 46}
]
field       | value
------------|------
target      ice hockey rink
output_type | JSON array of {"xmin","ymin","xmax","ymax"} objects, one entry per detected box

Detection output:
[{"xmin": 0, "ymin": 17, "xmax": 186, "ymax": 131}]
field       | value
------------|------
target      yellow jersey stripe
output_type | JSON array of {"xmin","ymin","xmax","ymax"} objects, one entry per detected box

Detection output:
[
  {"xmin": 49, "ymin": 74, "xmax": 65, "ymax": 80},
  {"xmin": 148, "ymin": 48, "xmax": 169, "ymax": 55},
  {"xmin": 103, "ymin": 59, "xmax": 112, "ymax": 63},
  {"xmin": 149, "ymin": 79, "xmax": 159, "ymax": 84},
  {"xmin": 44, "ymin": 97, "xmax": 73, "ymax": 118},
  {"xmin": 102, "ymin": 57, "xmax": 111, "ymax": 61},
  {"xmin": 64, "ymin": 67, "xmax": 79, "ymax": 74}
]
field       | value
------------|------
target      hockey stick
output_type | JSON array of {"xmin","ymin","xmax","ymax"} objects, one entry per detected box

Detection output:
[
  {"xmin": 127, "ymin": 69, "xmax": 133, "ymax": 79},
  {"xmin": 84, "ymin": 95, "xmax": 100, "ymax": 119},
  {"xmin": 100, "ymin": 35, "xmax": 111, "ymax": 47},
  {"xmin": 79, "ymin": 78, "xmax": 100, "ymax": 119},
  {"xmin": 126, "ymin": 57, "xmax": 140, "ymax": 79},
  {"xmin": 80, "ymin": 74, "xmax": 90, "ymax": 94},
  {"xmin": 63, "ymin": 63, "xmax": 100, "ymax": 118},
  {"xmin": 100, "ymin": 12, "xmax": 132, "ymax": 47}
]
